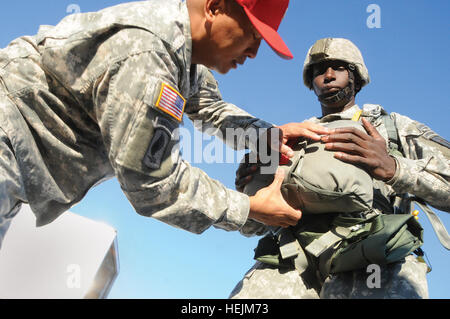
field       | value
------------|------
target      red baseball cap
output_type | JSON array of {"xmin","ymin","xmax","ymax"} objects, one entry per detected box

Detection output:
[{"xmin": 235, "ymin": 0, "xmax": 293, "ymax": 60}]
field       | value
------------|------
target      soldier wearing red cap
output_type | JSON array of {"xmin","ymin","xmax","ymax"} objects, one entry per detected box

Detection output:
[{"xmin": 0, "ymin": 0, "xmax": 331, "ymax": 249}]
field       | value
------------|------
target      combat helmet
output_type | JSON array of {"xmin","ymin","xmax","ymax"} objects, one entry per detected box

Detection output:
[{"xmin": 303, "ymin": 38, "xmax": 370, "ymax": 90}]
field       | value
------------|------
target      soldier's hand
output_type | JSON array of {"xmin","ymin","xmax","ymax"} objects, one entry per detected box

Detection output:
[
  {"xmin": 248, "ymin": 169, "xmax": 302, "ymax": 228},
  {"xmin": 277, "ymin": 121, "xmax": 331, "ymax": 158},
  {"xmin": 261, "ymin": 123, "xmax": 330, "ymax": 160},
  {"xmin": 322, "ymin": 118, "xmax": 397, "ymax": 181},
  {"xmin": 235, "ymin": 153, "xmax": 260, "ymax": 192}
]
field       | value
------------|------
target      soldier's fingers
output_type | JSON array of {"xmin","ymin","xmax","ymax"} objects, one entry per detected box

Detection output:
[
  {"xmin": 323, "ymin": 133, "xmax": 365, "ymax": 146},
  {"xmin": 326, "ymin": 127, "xmax": 369, "ymax": 142},
  {"xmin": 284, "ymin": 209, "xmax": 302, "ymax": 226},
  {"xmin": 270, "ymin": 168, "xmax": 285, "ymax": 190},
  {"xmin": 236, "ymin": 165, "xmax": 257, "ymax": 180},
  {"xmin": 325, "ymin": 141, "xmax": 369, "ymax": 156},
  {"xmin": 243, "ymin": 164, "xmax": 259, "ymax": 174},
  {"xmin": 269, "ymin": 216, "xmax": 297, "ymax": 228},
  {"xmin": 263, "ymin": 219, "xmax": 291, "ymax": 228},
  {"xmin": 235, "ymin": 163, "xmax": 247, "ymax": 176},
  {"xmin": 322, "ymin": 133, "xmax": 363, "ymax": 146},
  {"xmin": 242, "ymin": 153, "xmax": 258, "ymax": 165},
  {"xmin": 280, "ymin": 143, "xmax": 294, "ymax": 158},
  {"xmin": 236, "ymin": 161, "xmax": 257, "ymax": 177},
  {"xmin": 362, "ymin": 118, "xmax": 383, "ymax": 139},
  {"xmin": 333, "ymin": 152, "xmax": 372, "ymax": 167},
  {"xmin": 235, "ymin": 175, "xmax": 253, "ymax": 190},
  {"xmin": 276, "ymin": 221, "xmax": 292, "ymax": 228},
  {"xmin": 279, "ymin": 122, "xmax": 330, "ymax": 141},
  {"xmin": 299, "ymin": 129, "xmax": 323, "ymax": 141},
  {"xmin": 303, "ymin": 122, "xmax": 332, "ymax": 136},
  {"xmin": 267, "ymin": 126, "xmax": 283, "ymax": 150},
  {"xmin": 235, "ymin": 166, "xmax": 247, "ymax": 185}
]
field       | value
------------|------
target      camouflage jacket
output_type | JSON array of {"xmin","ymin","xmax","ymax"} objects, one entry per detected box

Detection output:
[
  {"xmin": 0, "ymin": 0, "xmax": 273, "ymax": 232},
  {"xmin": 241, "ymin": 104, "xmax": 450, "ymax": 236}
]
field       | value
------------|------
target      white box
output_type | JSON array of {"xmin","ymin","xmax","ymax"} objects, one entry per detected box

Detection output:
[{"xmin": 0, "ymin": 205, "xmax": 119, "ymax": 299}]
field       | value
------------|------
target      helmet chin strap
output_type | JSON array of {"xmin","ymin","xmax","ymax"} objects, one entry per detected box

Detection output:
[{"xmin": 318, "ymin": 67, "xmax": 356, "ymax": 105}]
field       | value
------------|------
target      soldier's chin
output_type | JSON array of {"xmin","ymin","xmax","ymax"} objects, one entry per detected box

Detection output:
[{"xmin": 209, "ymin": 62, "xmax": 233, "ymax": 75}]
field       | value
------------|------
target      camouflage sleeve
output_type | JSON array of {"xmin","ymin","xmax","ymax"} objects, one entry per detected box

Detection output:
[
  {"xmin": 185, "ymin": 65, "xmax": 274, "ymax": 152},
  {"xmin": 239, "ymin": 218, "xmax": 270, "ymax": 237},
  {"xmin": 93, "ymin": 51, "xmax": 251, "ymax": 234},
  {"xmin": 386, "ymin": 113, "xmax": 450, "ymax": 212}
]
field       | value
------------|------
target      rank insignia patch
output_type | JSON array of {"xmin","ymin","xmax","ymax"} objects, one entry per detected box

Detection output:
[{"xmin": 156, "ymin": 83, "xmax": 186, "ymax": 122}]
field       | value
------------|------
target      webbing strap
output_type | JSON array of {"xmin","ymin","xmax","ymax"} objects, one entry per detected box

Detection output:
[
  {"xmin": 305, "ymin": 226, "xmax": 352, "ymax": 257},
  {"xmin": 279, "ymin": 229, "xmax": 301, "ymax": 259},
  {"xmin": 381, "ymin": 114, "xmax": 401, "ymax": 155},
  {"xmin": 293, "ymin": 248, "xmax": 309, "ymax": 275},
  {"xmin": 278, "ymin": 229, "xmax": 309, "ymax": 274},
  {"xmin": 415, "ymin": 201, "xmax": 450, "ymax": 250}
]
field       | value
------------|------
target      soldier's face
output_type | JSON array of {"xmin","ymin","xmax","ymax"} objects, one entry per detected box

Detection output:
[
  {"xmin": 312, "ymin": 60, "xmax": 351, "ymax": 106},
  {"xmin": 206, "ymin": 1, "xmax": 262, "ymax": 74}
]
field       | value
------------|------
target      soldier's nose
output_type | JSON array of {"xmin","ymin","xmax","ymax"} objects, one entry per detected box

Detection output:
[
  {"xmin": 246, "ymin": 40, "xmax": 261, "ymax": 59},
  {"xmin": 324, "ymin": 67, "xmax": 336, "ymax": 83}
]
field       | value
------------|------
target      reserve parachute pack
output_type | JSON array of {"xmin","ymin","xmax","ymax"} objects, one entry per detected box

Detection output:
[
  {"xmin": 253, "ymin": 212, "xmax": 423, "ymax": 280},
  {"xmin": 245, "ymin": 118, "xmax": 374, "ymax": 214},
  {"xmin": 244, "ymin": 113, "xmax": 429, "ymax": 279}
]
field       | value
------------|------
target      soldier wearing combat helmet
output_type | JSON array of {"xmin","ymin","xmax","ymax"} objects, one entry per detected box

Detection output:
[
  {"xmin": 231, "ymin": 38, "xmax": 450, "ymax": 299},
  {"xmin": 303, "ymin": 38, "xmax": 370, "ymax": 106}
]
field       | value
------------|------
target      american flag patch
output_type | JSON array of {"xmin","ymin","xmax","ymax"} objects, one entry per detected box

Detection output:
[{"xmin": 155, "ymin": 83, "xmax": 186, "ymax": 122}]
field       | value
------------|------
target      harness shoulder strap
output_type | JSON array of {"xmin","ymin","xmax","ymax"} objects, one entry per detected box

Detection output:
[
  {"xmin": 415, "ymin": 199, "xmax": 450, "ymax": 250},
  {"xmin": 381, "ymin": 114, "xmax": 403, "ymax": 157}
]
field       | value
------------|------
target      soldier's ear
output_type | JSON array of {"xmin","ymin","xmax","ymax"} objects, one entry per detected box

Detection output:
[
  {"xmin": 354, "ymin": 76, "xmax": 363, "ymax": 95},
  {"xmin": 205, "ymin": 0, "xmax": 223, "ymax": 22}
]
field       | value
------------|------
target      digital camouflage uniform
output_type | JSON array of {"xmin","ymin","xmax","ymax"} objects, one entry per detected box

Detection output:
[
  {"xmin": 0, "ymin": 0, "xmax": 274, "ymax": 248},
  {"xmin": 231, "ymin": 38, "xmax": 449, "ymax": 299},
  {"xmin": 231, "ymin": 104, "xmax": 450, "ymax": 299}
]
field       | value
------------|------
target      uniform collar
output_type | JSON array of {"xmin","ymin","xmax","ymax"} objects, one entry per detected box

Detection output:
[
  {"xmin": 180, "ymin": 0, "xmax": 199, "ymax": 94},
  {"xmin": 181, "ymin": 0, "xmax": 193, "ymax": 68},
  {"xmin": 316, "ymin": 104, "xmax": 362, "ymax": 123}
]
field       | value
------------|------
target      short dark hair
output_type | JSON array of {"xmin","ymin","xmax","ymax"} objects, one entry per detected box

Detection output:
[{"xmin": 225, "ymin": 0, "xmax": 243, "ymax": 13}]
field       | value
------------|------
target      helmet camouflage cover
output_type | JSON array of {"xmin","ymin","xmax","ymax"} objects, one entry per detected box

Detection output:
[{"xmin": 303, "ymin": 38, "xmax": 370, "ymax": 89}]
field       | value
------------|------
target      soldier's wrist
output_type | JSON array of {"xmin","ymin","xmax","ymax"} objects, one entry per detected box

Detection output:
[{"xmin": 385, "ymin": 156, "xmax": 400, "ymax": 185}]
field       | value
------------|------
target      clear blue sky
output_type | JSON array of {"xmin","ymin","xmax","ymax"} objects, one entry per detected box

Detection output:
[{"xmin": 1, "ymin": 0, "xmax": 448, "ymax": 299}]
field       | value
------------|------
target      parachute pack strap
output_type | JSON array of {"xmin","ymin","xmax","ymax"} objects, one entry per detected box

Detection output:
[
  {"xmin": 381, "ymin": 114, "xmax": 402, "ymax": 156},
  {"xmin": 293, "ymin": 250, "xmax": 309, "ymax": 275},
  {"xmin": 279, "ymin": 228, "xmax": 301, "ymax": 259},
  {"xmin": 278, "ymin": 229, "xmax": 309, "ymax": 274},
  {"xmin": 305, "ymin": 226, "xmax": 352, "ymax": 258},
  {"xmin": 415, "ymin": 200, "xmax": 450, "ymax": 250}
]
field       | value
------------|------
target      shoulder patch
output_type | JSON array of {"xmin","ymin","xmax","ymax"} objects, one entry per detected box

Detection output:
[
  {"xmin": 155, "ymin": 83, "xmax": 186, "ymax": 122},
  {"xmin": 431, "ymin": 136, "xmax": 450, "ymax": 149},
  {"xmin": 416, "ymin": 123, "xmax": 450, "ymax": 149}
]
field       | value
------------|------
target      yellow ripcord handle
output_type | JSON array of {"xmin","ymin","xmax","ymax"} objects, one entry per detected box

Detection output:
[{"xmin": 351, "ymin": 110, "xmax": 363, "ymax": 122}]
